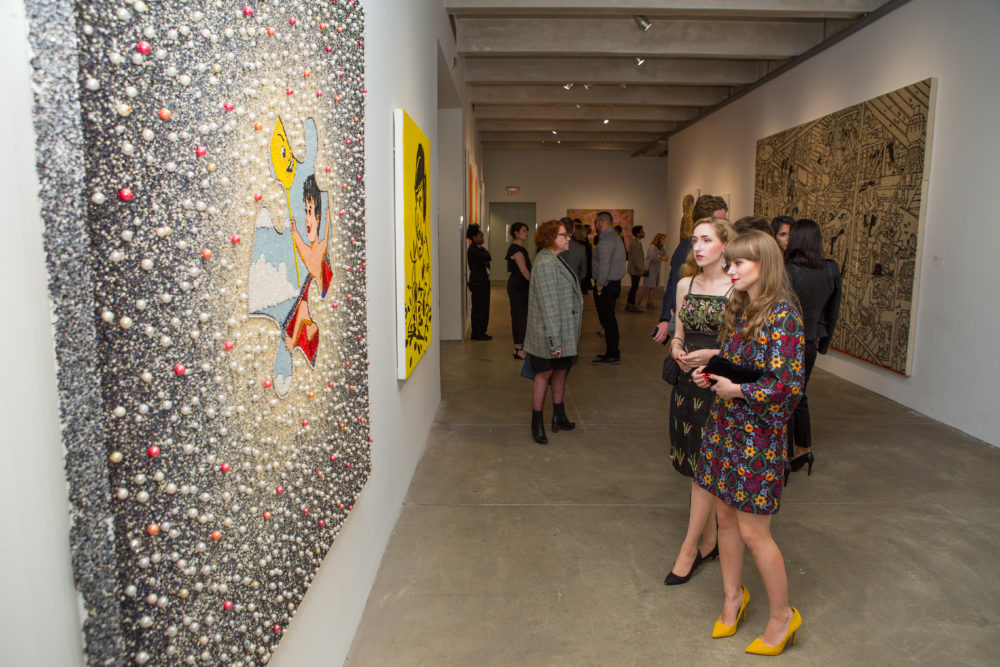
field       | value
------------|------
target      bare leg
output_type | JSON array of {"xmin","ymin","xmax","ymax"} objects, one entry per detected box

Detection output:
[
  {"xmin": 531, "ymin": 370, "xmax": 553, "ymax": 411},
  {"xmin": 736, "ymin": 511, "xmax": 794, "ymax": 645},
  {"xmin": 715, "ymin": 498, "xmax": 746, "ymax": 625},
  {"xmin": 549, "ymin": 369, "xmax": 568, "ymax": 404},
  {"xmin": 669, "ymin": 482, "xmax": 717, "ymax": 576}
]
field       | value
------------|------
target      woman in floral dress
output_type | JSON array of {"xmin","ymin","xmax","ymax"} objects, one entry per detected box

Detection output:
[
  {"xmin": 663, "ymin": 218, "xmax": 737, "ymax": 586},
  {"xmin": 692, "ymin": 230, "xmax": 805, "ymax": 655}
]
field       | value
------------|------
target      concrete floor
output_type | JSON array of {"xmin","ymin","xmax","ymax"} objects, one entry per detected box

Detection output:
[{"xmin": 347, "ymin": 285, "xmax": 1000, "ymax": 666}]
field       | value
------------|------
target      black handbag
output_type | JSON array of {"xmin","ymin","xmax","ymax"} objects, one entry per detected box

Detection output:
[
  {"xmin": 703, "ymin": 354, "xmax": 762, "ymax": 385},
  {"xmin": 662, "ymin": 336, "xmax": 688, "ymax": 385}
]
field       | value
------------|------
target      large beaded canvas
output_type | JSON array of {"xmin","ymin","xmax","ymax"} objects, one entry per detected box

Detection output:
[{"xmin": 27, "ymin": 1, "xmax": 370, "ymax": 664}]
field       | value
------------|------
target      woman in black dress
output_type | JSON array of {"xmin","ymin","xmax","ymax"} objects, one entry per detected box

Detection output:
[
  {"xmin": 505, "ymin": 222, "xmax": 532, "ymax": 359},
  {"xmin": 783, "ymin": 219, "xmax": 841, "ymax": 479}
]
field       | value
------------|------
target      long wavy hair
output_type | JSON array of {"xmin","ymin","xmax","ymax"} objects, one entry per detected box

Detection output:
[
  {"xmin": 721, "ymin": 231, "xmax": 800, "ymax": 341},
  {"xmin": 682, "ymin": 217, "xmax": 737, "ymax": 278}
]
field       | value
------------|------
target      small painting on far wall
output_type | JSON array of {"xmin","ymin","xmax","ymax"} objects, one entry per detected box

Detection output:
[{"xmin": 566, "ymin": 209, "xmax": 634, "ymax": 241}]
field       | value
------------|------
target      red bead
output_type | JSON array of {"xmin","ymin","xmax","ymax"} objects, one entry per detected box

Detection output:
[
  {"xmin": 147, "ymin": 446, "xmax": 161, "ymax": 458},
  {"xmin": 316, "ymin": 91, "xmax": 323, "ymax": 98},
  {"xmin": 220, "ymin": 462, "xmax": 230, "ymax": 473},
  {"xmin": 253, "ymin": 192, "xmax": 263, "ymax": 201},
  {"xmin": 201, "ymin": 248, "xmax": 212, "ymax": 259},
  {"xmin": 158, "ymin": 108, "xmax": 172, "ymax": 121},
  {"xmin": 173, "ymin": 364, "xmax": 186, "ymax": 375},
  {"xmin": 118, "ymin": 188, "xmax": 134, "ymax": 201},
  {"xmin": 242, "ymin": 6, "xmax": 253, "ymax": 17},
  {"xmin": 223, "ymin": 341, "xmax": 234, "ymax": 351},
  {"xmin": 146, "ymin": 523, "xmax": 160, "ymax": 536},
  {"xmin": 273, "ymin": 625, "xmax": 282, "ymax": 634},
  {"xmin": 223, "ymin": 600, "xmax": 234, "ymax": 611},
  {"xmin": 263, "ymin": 379, "xmax": 272, "ymax": 388},
  {"xmin": 276, "ymin": 486, "xmax": 284, "ymax": 494},
  {"xmin": 223, "ymin": 102, "xmax": 234, "ymax": 112},
  {"xmin": 211, "ymin": 530, "xmax": 222, "ymax": 541},
  {"xmin": 325, "ymin": 46, "xmax": 332, "ymax": 53},
  {"xmin": 136, "ymin": 41, "xmax": 151, "ymax": 55},
  {"xmin": 289, "ymin": 17, "xmax": 297, "ymax": 25},
  {"xmin": 285, "ymin": 87, "xmax": 294, "ymax": 95},
  {"xmin": 230, "ymin": 234, "xmax": 241, "ymax": 244},
  {"xmin": 301, "ymin": 419, "xmax": 309, "ymax": 427},
  {"xmin": 195, "ymin": 145, "xmax": 207, "ymax": 157},
  {"xmin": 302, "ymin": 507, "xmax": 309, "ymax": 515}
]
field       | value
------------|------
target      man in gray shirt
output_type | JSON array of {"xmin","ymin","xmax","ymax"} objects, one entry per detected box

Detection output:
[{"xmin": 591, "ymin": 211, "xmax": 627, "ymax": 364}]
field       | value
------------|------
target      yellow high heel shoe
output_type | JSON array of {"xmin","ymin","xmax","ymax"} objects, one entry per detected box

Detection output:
[
  {"xmin": 712, "ymin": 586, "xmax": 750, "ymax": 638},
  {"xmin": 745, "ymin": 607, "xmax": 802, "ymax": 655}
]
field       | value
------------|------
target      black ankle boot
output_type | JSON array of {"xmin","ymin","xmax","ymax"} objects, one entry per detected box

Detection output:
[
  {"xmin": 551, "ymin": 402, "xmax": 575, "ymax": 432},
  {"xmin": 531, "ymin": 410, "xmax": 548, "ymax": 444}
]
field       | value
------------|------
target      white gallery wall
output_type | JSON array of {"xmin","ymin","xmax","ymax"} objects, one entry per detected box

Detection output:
[
  {"xmin": 664, "ymin": 0, "xmax": 999, "ymax": 445},
  {"xmin": 484, "ymin": 149, "xmax": 671, "ymax": 240},
  {"xmin": 0, "ymin": 0, "xmax": 464, "ymax": 664}
]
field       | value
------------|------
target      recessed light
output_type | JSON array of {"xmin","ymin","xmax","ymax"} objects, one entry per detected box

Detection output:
[
  {"xmin": 562, "ymin": 83, "xmax": 574, "ymax": 90},
  {"xmin": 634, "ymin": 15, "xmax": 652, "ymax": 32},
  {"xmin": 634, "ymin": 57, "xmax": 645, "ymax": 67},
  {"xmin": 552, "ymin": 130, "xmax": 558, "ymax": 135},
  {"xmin": 603, "ymin": 119, "xmax": 609, "ymax": 125},
  {"xmin": 583, "ymin": 83, "xmax": 591, "ymax": 91}
]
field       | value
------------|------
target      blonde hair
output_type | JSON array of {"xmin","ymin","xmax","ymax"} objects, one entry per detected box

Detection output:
[
  {"xmin": 680, "ymin": 193, "xmax": 696, "ymax": 242},
  {"xmin": 721, "ymin": 231, "xmax": 800, "ymax": 341},
  {"xmin": 682, "ymin": 217, "xmax": 737, "ymax": 278}
]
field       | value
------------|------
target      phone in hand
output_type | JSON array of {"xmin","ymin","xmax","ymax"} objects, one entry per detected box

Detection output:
[{"xmin": 651, "ymin": 326, "xmax": 668, "ymax": 345}]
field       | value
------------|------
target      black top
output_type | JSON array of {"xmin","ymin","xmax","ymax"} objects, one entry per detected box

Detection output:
[
  {"xmin": 787, "ymin": 259, "xmax": 842, "ymax": 353},
  {"xmin": 504, "ymin": 243, "xmax": 531, "ymax": 291},
  {"xmin": 467, "ymin": 243, "xmax": 491, "ymax": 286}
]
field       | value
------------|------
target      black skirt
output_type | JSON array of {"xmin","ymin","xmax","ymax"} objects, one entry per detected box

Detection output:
[{"xmin": 528, "ymin": 353, "xmax": 576, "ymax": 373}]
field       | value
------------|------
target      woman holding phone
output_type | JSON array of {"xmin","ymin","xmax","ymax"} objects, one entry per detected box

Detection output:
[{"xmin": 692, "ymin": 230, "xmax": 805, "ymax": 655}]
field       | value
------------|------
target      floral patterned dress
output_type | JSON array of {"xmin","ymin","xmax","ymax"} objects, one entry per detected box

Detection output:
[
  {"xmin": 670, "ymin": 285, "xmax": 730, "ymax": 477},
  {"xmin": 695, "ymin": 301, "xmax": 805, "ymax": 514}
]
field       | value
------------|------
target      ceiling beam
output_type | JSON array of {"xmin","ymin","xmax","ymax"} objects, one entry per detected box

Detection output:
[
  {"xmin": 456, "ymin": 18, "xmax": 825, "ymax": 58},
  {"xmin": 483, "ymin": 141, "xmax": 653, "ymax": 152},
  {"xmin": 478, "ymin": 119, "xmax": 678, "ymax": 133},
  {"xmin": 446, "ymin": 0, "xmax": 883, "ymax": 19},
  {"xmin": 481, "ymin": 131, "xmax": 663, "ymax": 143},
  {"xmin": 474, "ymin": 104, "xmax": 699, "ymax": 121},
  {"xmin": 468, "ymin": 84, "xmax": 729, "ymax": 106},
  {"xmin": 464, "ymin": 56, "xmax": 765, "ymax": 86}
]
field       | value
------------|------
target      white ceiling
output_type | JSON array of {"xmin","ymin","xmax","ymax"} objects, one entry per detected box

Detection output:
[{"xmin": 445, "ymin": 0, "xmax": 905, "ymax": 156}]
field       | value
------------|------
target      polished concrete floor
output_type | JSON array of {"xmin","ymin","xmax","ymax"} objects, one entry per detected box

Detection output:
[{"xmin": 348, "ymin": 285, "xmax": 1000, "ymax": 666}]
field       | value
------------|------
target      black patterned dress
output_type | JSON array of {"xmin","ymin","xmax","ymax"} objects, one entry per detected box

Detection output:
[{"xmin": 670, "ymin": 284, "xmax": 730, "ymax": 477}]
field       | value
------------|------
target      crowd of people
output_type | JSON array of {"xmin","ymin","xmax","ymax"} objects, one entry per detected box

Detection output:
[{"xmin": 466, "ymin": 195, "xmax": 842, "ymax": 655}]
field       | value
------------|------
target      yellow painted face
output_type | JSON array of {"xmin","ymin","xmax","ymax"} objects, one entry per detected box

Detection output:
[{"xmin": 269, "ymin": 116, "xmax": 296, "ymax": 190}]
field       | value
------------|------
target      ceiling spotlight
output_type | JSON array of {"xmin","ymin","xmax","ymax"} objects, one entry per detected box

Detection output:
[
  {"xmin": 562, "ymin": 83, "xmax": 574, "ymax": 90},
  {"xmin": 634, "ymin": 15, "xmax": 652, "ymax": 32},
  {"xmin": 634, "ymin": 57, "xmax": 646, "ymax": 67},
  {"xmin": 551, "ymin": 130, "xmax": 558, "ymax": 135},
  {"xmin": 603, "ymin": 119, "xmax": 610, "ymax": 125},
  {"xmin": 583, "ymin": 83, "xmax": 591, "ymax": 91},
  {"xmin": 575, "ymin": 104, "xmax": 582, "ymax": 109},
  {"xmin": 619, "ymin": 83, "xmax": 628, "ymax": 89}
]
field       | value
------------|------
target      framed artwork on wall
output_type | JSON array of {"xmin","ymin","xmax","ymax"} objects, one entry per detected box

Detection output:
[
  {"xmin": 393, "ymin": 108, "xmax": 432, "ymax": 379},
  {"xmin": 754, "ymin": 79, "xmax": 936, "ymax": 375},
  {"xmin": 27, "ymin": 1, "xmax": 372, "ymax": 663}
]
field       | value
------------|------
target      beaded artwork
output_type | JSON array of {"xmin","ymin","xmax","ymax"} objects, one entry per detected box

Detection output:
[{"xmin": 27, "ymin": 1, "xmax": 370, "ymax": 664}]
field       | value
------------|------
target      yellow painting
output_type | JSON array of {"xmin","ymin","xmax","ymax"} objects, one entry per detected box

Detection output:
[{"xmin": 394, "ymin": 109, "xmax": 432, "ymax": 379}]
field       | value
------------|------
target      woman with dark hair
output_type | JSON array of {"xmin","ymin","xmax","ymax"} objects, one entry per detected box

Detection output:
[
  {"xmin": 783, "ymin": 218, "xmax": 841, "ymax": 479},
  {"xmin": 505, "ymin": 222, "xmax": 532, "ymax": 359},
  {"xmin": 524, "ymin": 220, "xmax": 583, "ymax": 444},
  {"xmin": 691, "ymin": 230, "xmax": 806, "ymax": 655},
  {"xmin": 771, "ymin": 216, "xmax": 795, "ymax": 254}
]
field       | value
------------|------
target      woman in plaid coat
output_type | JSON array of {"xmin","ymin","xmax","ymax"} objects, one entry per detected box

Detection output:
[{"xmin": 524, "ymin": 220, "xmax": 583, "ymax": 444}]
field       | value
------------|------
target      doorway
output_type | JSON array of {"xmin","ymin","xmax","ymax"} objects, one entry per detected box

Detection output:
[{"xmin": 487, "ymin": 202, "xmax": 536, "ymax": 281}]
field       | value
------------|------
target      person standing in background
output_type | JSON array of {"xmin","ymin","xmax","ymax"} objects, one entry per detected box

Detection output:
[
  {"xmin": 561, "ymin": 218, "xmax": 588, "ymax": 286},
  {"xmin": 625, "ymin": 225, "xmax": 646, "ymax": 312},
  {"xmin": 524, "ymin": 220, "xmax": 583, "ymax": 444},
  {"xmin": 467, "ymin": 223, "xmax": 492, "ymax": 340},
  {"xmin": 591, "ymin": 211, "xmax": 627, "ymax": 365},
  {"xmin": 504, "ymin": 222, "xmax": 532, "ymax": 359},
  {"xmin": 637, "ymin": 232, "xmax": 668, "ymax": 310}
]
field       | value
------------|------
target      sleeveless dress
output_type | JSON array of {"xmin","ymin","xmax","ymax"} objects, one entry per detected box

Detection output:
[{"xmin": 670, "ymin": 282, "xmax": 731, "ymax": 477}]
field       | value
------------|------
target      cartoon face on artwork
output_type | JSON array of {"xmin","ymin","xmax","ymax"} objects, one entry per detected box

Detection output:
[
  {"xmin": 270, "ymin": 116, "xmax": 297, "ymax": 191},
  {"xmin": 250, "ymin": 116, "xmax": 333, "ymax": 397}
]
